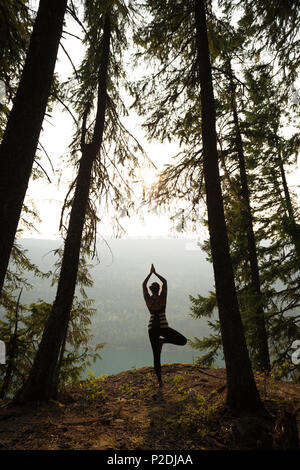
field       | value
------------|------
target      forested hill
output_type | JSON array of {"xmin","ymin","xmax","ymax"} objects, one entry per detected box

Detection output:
[{"xmin": 17, "ymin": 237, "xmax": 215, "ymax": 349}]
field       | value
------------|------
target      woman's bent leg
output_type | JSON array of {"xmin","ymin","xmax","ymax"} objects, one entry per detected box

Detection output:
[
  {"xmin": 160, "ymin": 327, "xmax": 187, "ymax": 346},
  {"xmin": 148, "ymin": 328, "xmax": 162, "ymax": 384}
]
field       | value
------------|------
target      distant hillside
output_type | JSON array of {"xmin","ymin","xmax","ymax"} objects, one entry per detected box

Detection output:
[{"xmin": 8, "ymin": 237, "xmax": 216, "ymax": 349}]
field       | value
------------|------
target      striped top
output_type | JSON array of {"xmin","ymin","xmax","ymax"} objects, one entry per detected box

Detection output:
[
  {"xmin": 148, "ymin": 310, "xmax": 169, "ymax": 330},
  {"xmin": 146, "ymin": 295, "xmax": 169, "ymax": 330}
]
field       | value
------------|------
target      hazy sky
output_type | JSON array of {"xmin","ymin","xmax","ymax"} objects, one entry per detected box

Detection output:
[{"xmin": 19, "ymin": 3, "xmax": 300, "ymax": 241}]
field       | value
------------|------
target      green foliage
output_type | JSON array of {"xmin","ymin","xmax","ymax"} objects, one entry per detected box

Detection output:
[
  {"xmin": 0, "ymin": 240, "xmax": 52, "ymax": 398},
  {"xmin": 0, "ymin": 242, "xmax": 102, "ymax": 398},
  {"xmin": 0, "ymin": 295, "xmax": 103, "ymax": 397},
  {"xmin": 78, "ymin": 370, "xmax": 106, "ymax": 401},
  {"xmin": 118, "ymin": 382, "xmax": 136, "ymax": 399},
  {"xmin": 190, "ymin": 291, "xmax": 217, "ymax": 319},
  {"xmin": 57, "ymin": 297, "xmax": 104, "ymax": 388},
  {"xmin": 137, "ymin": 372, "xmax": 156, "ymax": 395},
  {"xmin": 181, "ymin": 8, "xmax": 300, "ymax": 378},
  {"xmin": 165, "ymin": 373, "xmax": 184, "ymax": 387},
  {"xmin": 231, "ymin": 0, "xmax": 300, "ymax": 83},
  {"xmin": 131, "ymin": 0, "xmax": 208, "ymax": 232},
  {"xmin": 254, "ymin": 370, "xmax": 280, "ymax": 398},
  {"xmin": 60, "ymin": 0, "xmax": 148, "ymax": 248},
  {"xmin": 164, "ymin": 373, "xmax": 187, "ymax": 399},
  {"xmin": 189, "ymin": 334, "xmax": 222, "ymax": 368},
  {"xmin": 177, "ymin": 393, "xmax": 219, "ymax": 437},
  {"xmin": 1, "ymin": 240, "xmax": 50, "ymax": 313},
  {"xmin": 0, "ymin": 0, "xmax": 32, "ymax": 134},
  {"xmin": 271, "ymin": 361, "xmax": 300, "ymax": 384}
]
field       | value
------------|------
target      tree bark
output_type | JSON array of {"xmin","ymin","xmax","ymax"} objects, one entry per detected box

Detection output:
[
  {"xmin": 0, "ymin": 0, "xmax": 67, "ymax": 296},
  {"xmin": 15, "ymin": 13, "xmax": 111, "ymax": 403},
  {"xmin": 227, "ymin": 62, "xmax": 270, "ymax": 373},
  {"xmin": 194, "ymin": 0, "xmax": 263, "ymax": 412}
]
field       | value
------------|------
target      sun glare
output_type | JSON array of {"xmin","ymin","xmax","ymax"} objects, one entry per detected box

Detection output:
[{"xmin": 142, "ymin": 169, "xmax": 159, "ymax": 189}]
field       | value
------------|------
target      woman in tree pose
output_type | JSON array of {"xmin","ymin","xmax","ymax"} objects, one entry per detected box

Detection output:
[{"xmin": 143, "ymin": 264, "xmax": 187, "ymax": 388}]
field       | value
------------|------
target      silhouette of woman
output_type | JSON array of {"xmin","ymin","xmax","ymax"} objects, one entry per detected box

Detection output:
[{"xmin": 143, "ymin": 264, "xmax": 187, "ymax": 388}]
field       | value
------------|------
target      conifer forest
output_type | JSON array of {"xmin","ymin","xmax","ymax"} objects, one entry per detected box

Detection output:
[{"xmin": 0, "ymin": 0, "xmax": 299, "ymax": 453}]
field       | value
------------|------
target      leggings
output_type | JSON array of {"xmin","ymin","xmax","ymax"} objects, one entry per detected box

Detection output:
[{"xmin": 148, "ymin": 327, "xmax": 187, "ymax": 382}]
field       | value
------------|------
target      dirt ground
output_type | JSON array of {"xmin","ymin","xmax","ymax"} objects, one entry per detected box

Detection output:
[{"xmin": 0, "ymin": 363, "xmax": 300, "ymax": 450}]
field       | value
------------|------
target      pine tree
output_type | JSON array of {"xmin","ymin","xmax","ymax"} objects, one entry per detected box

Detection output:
[
  {"xmin": 194, "ymin": 0, "xmax": 262, "ymax": 411},
  {"xmin": 233, "ymin": 0, "xmax": 300, "ymax": 83},
  {"xmin": 133, "ymin": 0, "xmax": 263, "ymax": 411},
  {"xmin": 222, "ymin": 58, "xmax": 270, "ymax": 372},
  {"xmin": 0, "ymin": 0, "xmax": 32, "ymax": 110},
  {"xmin": 16, "ymin": 0, "xmax": 144, "ymax": 402},
  {"xmin": 241, "ymin": 64, "xmax": 300, "ymax": 380},
  {"xmin": 190, "ymin": 59, "xmax": 299, "ymax": 382},
  {"xmin": 0, "ymin": 0, "xmax": 68, "ymax": 296}
]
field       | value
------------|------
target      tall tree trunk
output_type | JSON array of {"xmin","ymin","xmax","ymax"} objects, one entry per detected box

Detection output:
[
  {"xmin": 194, "ymin": 0, "xmax": 263, "ymax": 411},
  {"xmin": 227, "ymin": 62, "xmax": 270, "ymax": 373},
  {"xmin": 15, "ymin": 14, "xmax": 111, "ymax": 403},
  {"xmin": 0, "ymin": 0, "xmax": 67, "ymax": 296},
  {"xmin": 52, "ymin": 323, "xmax": 69, "ymax": 400}
]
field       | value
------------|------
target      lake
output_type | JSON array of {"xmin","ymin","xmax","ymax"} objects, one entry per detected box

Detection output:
[{"xmin": 83, "ymin": 347, "xmax": 200, "ymax": 378}]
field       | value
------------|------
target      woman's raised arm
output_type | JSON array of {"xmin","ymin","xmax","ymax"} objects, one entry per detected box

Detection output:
[
  {"xmin": 152, "ymin": 266, "xmax": 167, "ymax": 298},
  {"xmin": 142, "ymin": 268, "xmax": 152, "ymax": 301},
  {"xmin": 142, "ymin": 271, "xmax": 152, "ymax": 288}
]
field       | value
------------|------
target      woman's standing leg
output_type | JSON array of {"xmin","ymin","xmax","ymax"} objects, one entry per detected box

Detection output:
[{"xmin": 148, "ymin": 328, "xmax": 163, "ymax": 387}]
